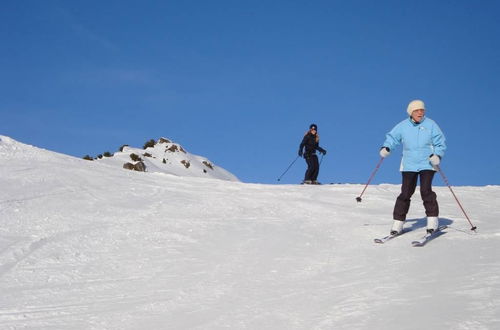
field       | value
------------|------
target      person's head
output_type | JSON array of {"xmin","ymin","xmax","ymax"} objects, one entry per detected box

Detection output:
[
  {"xmin": 309, "ymin": 123, "xmax": 317, "ymax": 134},
  {"xmin": 407, "ymin": 100, "xmax": 425, "ymax": 123}
]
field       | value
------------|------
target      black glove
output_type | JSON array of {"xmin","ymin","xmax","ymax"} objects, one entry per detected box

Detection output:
[
  {"xmin": 298, "ymin": 150, "xmax": 303, "ymax": 157},
  {"xmin": 321, "ymin": 149, "xmax": 327, "ymax": 155}
]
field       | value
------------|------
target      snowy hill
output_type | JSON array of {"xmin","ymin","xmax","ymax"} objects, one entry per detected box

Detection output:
[
  {"xmin": 1, "ymin": 135, "xmax": 499, "ymax": 329},
  {"xmin": 90, "ymin": 137, "xmax": 238, "ymax": 182}
]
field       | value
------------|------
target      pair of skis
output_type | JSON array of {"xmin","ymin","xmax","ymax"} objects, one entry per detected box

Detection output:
[{"xmin": 374, "ymin": 225, "xmax": 447, "ymax": 247}]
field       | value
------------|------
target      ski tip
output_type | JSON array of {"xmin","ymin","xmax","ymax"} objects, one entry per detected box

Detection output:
[{"xmin": 411, "ymin": 241, "xmax": 424, "ymax": 247}]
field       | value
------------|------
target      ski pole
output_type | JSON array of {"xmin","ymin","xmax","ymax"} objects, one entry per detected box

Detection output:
[
  {"xmin": 356, "ymin": 157, "xmax": 384, "ymax": 202},
  {"xmin": 277, "ymin": 155, "xmax": 300, "ymax": 181},
  {"xmin": 435, "ymin": 165, "xmax": 477, "ymax": 232}
]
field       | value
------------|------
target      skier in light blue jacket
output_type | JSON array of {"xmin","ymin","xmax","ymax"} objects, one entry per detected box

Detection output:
[{"xmin": 379, "ymin": 100, "xmax": 446, "ymax": 235}]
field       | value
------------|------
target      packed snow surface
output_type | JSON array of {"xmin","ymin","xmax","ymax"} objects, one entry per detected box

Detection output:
[{"xmin": 1, "ymin": 135, "xmax": 499, "ymax": 329}]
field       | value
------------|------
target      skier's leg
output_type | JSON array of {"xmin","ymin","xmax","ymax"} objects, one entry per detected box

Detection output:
[
  {"xmin": 420, "ymin": 170, "xmax": 438, "ymax": 216},
  {"xmin": 393, "ymin": 172, "xmax": 418, "ymax": 221},
  {"xmin": 310, "ymin": 155, "xmax": 319, "ymax": 183},
  {"xmin": 390, "ymin": 172, "xmax": 418, "ymax": 234},
  {"xmin": 303, "ymin": 156, "xmax": 313, "ymax": 183},
  {"xmin": 420, "ymin": 170, "xmax": 439, "ymax": 232}
]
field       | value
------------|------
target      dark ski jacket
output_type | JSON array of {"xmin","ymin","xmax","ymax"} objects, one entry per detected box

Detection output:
[{"xmin": 299, "ymin": 133, "xmax": 326, "ymax": 158}]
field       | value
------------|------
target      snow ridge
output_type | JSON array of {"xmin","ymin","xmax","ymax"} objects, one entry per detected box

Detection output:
[{"xmin": 94, "ymin": 137, "xmax": 239, "ymax": 182}]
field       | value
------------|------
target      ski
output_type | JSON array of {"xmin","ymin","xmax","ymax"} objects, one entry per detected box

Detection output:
[
  {"xmin": 411, "ymin": 225, "xmax": 448, "ymax": 247},
  {"xmin": 374, "ymin": 229, "xmax": 410, "ymax": 244}
]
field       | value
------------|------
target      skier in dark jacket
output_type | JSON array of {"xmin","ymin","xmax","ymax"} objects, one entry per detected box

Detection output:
[{"xmin": 298, "ymin": 124, "xmax": 327, "ymax": 184}]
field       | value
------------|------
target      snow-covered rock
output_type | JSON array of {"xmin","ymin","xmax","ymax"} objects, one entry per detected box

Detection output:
[{"xmin": 94, "ymin": 137, "xmax": 239, "ymax": 182}]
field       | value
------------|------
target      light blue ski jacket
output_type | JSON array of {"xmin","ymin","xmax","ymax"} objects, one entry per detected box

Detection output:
[{"xmin": 383, "ymin": 117, "xmax": 446, "ymax": 172}]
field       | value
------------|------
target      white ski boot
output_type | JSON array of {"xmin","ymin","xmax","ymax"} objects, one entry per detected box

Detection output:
[
  {"xmin": 390, "ymin": 220, "xmax": 404, "ymax": 235},
  {"xmin": 426, "ymin": 217, "xmax": 439, "ymax": 234}
]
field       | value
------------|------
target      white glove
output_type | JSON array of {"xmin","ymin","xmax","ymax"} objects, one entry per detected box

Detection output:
[
  {"xmin": 379, "ymin": 147, "xmax": 390, "ymax": 158},
  {"xmin": 429, "ymin": 154, "xmax": 441, "ymax": 166}
]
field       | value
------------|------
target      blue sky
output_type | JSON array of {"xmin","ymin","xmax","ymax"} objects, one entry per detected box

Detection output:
[{"xmin": 1, "ymin": 0, "xmax": 499, "ymax": 186}]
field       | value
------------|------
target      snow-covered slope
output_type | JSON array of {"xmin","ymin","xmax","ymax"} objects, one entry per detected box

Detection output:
[
  {"xmin": 1, "ymin": 135, "xmax": 499, "ymax": 329},
  {"xmin": 92, "ymin": 137, "xmax": 238, "ymax": 182}
]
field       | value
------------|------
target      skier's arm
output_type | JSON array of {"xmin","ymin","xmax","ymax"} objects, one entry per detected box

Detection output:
[
  {"xmin": 431, "ymin": 123, "xmax": 446, "ymax": 158},
  {"xmin": 298, "ymin": 137, "xmax": 306, "ymax": 156},
  {"xmin": 383, "ymin": 124, "xmax": 402, "ymax": 151}
]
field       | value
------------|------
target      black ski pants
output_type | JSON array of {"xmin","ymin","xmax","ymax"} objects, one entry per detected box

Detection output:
[
  {"xmin": 393, "ymin": 170, "xmax": 439, "ymax": 221},
  {"xmin": 304, "ymin": 154, "xmax": 320, "ymax": 181}
]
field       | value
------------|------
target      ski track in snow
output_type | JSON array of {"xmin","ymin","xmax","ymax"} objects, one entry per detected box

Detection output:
[{"xmin": 1, "ymin": 136, "xmax": 500, "ymax": 329}]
